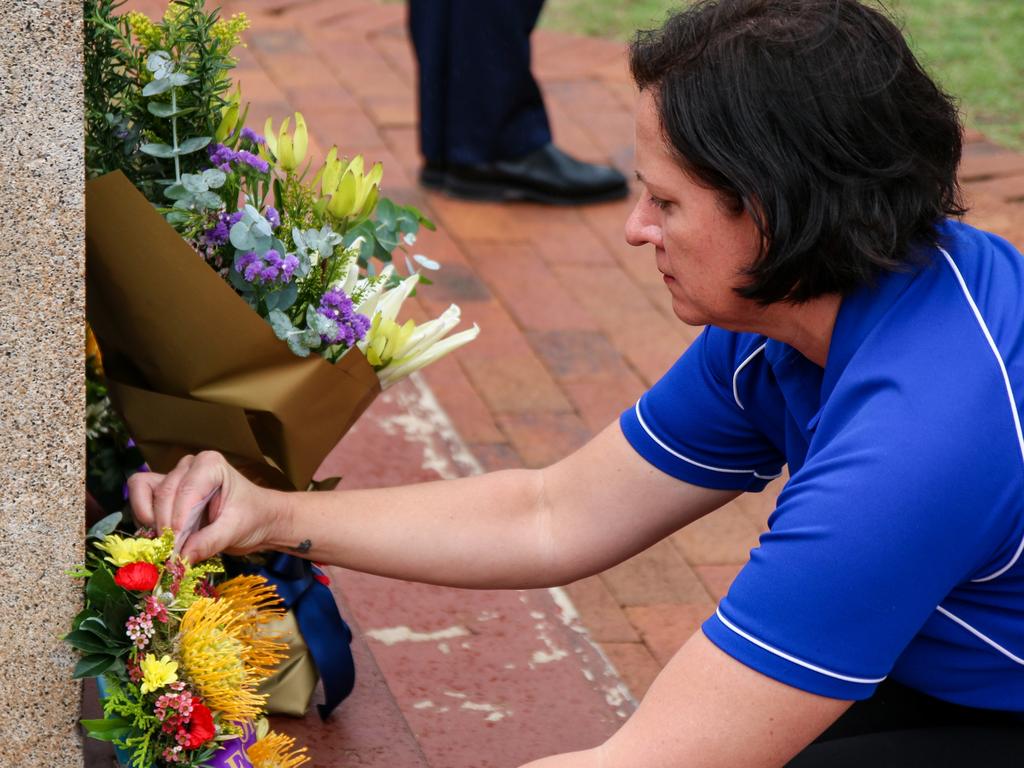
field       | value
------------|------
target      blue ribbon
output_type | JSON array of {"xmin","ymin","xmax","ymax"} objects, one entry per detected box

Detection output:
[{"xmin": 225, "ymin": 553, "xmax": 355, "ymax": 720}]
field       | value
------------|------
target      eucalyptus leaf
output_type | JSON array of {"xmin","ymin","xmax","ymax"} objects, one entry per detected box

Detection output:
[
  {"xmin": 286, "ymin": 335, "xmax": 313, "ymax": 357},
  {"xmin": 413, "ymin": 253, "xmax": 441, "ymax": 270},
  {"xmin": 276, "ymin": 281, "xmax": 299, "ymax": 311},
  {"xmin": 229, "ymin": 222, "xmax": 256, "ymax": 251},
  {"xmin": 268, "ymin": 310, "xmax": 295, "ymax": 340},
  {"xmin": 86, "ymin": 512, "xmax": 122, "ymax": 540},
  {"xmin": 168, "ymin": 72, "xmax": 193, "ymax": 87},
  {"xmin": 139, "ymin": 142, "xmax": 176, "ymax": 158},
  {"xmin": 141, "ymin": 78, "xmax": 173, "ymax": 97},
  {"xmin": 197, "ymin": 190, "xmax": 223, "ymax": 209},
  {"xmin": 163, "ymin": 183, "xmax": 188, "ymax": 201},
  {"xmin": 228, "ymin": 266, "xmax": 251, "ymax": 292},
  {"xmin": 146, "ymin": 101, "xmax": 187, "ymax": 118},
  {"xmin": 165, "ymin": 210, "xmax": 188, "ymax": 226},
  {"xmin": 202, "ymin": 168, "xmax": 227, "ymax": 188},
  {"xmin": 376, "ymin": 198, "xmax": 397, "ymax": 228},
  {"xmin": 146, "ymin": 51, "xmax": 173, "ymax": 78},
  {"xmin": 177, "ymin": 136, "xmax": 212, "ymax": 155},
  {"xmin": 182, "ymin": 174, "xmax": 206, "ymax": 194},
  {"xmin": 264, "ymin": 291, "xmax": 280, "ymax": 312},
  {"xmin": 307, "ymin": 307, "xmax": 336, "ymax": 338}
]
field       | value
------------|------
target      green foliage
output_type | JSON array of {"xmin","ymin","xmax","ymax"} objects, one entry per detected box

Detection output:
[
  {"xmin": 83, "ymin": 0, "xmax": 246, "ymax": 199},
  {"xmin": 100, "ymin": 677, "xmax": 162, "ymax": 768},
  {"xmin": 86, "ymin": 359, "xmax": 144, "ymax": 515},
  {"xmin": 175, "ymin": 558, "xmax": 225, "ymax": 609}
]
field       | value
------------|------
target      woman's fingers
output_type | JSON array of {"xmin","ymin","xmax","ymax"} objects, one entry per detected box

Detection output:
[
  {"xmin": 150, "ymin": 455, "xmax": 195, "ymax": 534},
  {"xmin": 169, "ymin": 452, "xmax": 229, "ymax": 552},
  {"xmin": 126, "ymin": 471, "xmax": 165, "ymax": 528},
  {"xmin": 126, "ymin": 452, "xmax": 263, "ymax": 562}
]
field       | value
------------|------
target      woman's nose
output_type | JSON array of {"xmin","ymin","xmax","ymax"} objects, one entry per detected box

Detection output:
[{"xmin": 625, "ymin": 197, "xmax": 659, "ymax": 248}]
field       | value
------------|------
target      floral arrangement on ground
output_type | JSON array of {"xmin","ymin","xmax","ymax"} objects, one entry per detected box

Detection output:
[{"xmin": 69, "ymin": 515, "xmax": 308, "ymax": 768}]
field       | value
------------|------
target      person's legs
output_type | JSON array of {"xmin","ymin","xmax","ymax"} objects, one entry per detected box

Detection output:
[
  {"xmin": 407, "ymin": 0, "xmax": 627, "ymax": 204},
  {"xmin": 785, "ymin": 680, "xmax": 1024, "ymax": 767},
  {"xmin": 409, "ymin": 0, "xmax": 549, "ymax": 167}
]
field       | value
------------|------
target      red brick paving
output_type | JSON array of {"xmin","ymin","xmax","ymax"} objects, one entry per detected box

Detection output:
[{"xmin": 111, "ymin": 1, "xmax": 1024, "ymax": 764}]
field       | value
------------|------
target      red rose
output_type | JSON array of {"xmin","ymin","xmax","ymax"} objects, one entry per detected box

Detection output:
[
  {"xmin": 185, "ymin": 700, "xmax": 215, "ymax": 749},
  {"xmin": 114, "ymin": 562, "xmax": 160, "ymax": 592}
]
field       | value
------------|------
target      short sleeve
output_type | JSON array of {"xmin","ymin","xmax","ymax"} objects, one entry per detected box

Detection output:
[
  {"xmin": 701, "ymin": 373, "xmax": 1019, "ymax": 700},
  {"xmin": 620, "ymin": 327, "xmax": 785, "ymax": 492}
]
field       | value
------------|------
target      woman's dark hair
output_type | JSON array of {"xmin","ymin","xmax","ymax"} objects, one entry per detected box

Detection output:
[{"xmin": 630, "ymin": 0, "xmax": 966, "ymax": 304}]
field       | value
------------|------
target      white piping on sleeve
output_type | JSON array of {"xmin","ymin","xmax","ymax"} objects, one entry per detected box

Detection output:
[
  {"xmin": 715, "ymin": 609, "xmax": 887, "ymax": 684},
  {"xmin": 732, "ymin": 342, "xmax": 768, "ymax": 410},
  {"xmin": 939, "ymin": 247, "xmax": 1024, "ymax": 582},
  {"xmin": 633, "ymin": 401, "xmax": 780, "ymax": 478},
  {"xmin": 936, "ymin": 606, "xmax": 1024, "ymax": 667}
]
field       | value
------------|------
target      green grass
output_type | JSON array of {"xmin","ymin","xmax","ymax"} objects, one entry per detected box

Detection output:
[{"xmin": 540, "ymin": 0, "xmax": 1024, "ymax": 151}]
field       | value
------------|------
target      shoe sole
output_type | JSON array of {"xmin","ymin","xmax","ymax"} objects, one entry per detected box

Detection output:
[{"xmin": 424, "ymin": 174, "xmax": 629, "ymax": 206}]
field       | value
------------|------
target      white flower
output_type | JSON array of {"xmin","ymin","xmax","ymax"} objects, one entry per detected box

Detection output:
[{"xmin": 356, "ymin": 275, "xmax": 479, "ymax": 388}]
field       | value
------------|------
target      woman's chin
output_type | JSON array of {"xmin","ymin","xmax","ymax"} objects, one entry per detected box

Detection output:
[{"xmin": 670, "ymin": 299, "xmax": 707, "ymax": 327}]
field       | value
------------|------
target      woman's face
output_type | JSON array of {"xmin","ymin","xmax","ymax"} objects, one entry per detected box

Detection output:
[{"xmin": 625, "ymin": 91, "xmax": 765, "ymax": 331}]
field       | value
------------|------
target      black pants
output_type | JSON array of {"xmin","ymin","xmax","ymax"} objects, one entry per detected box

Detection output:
[
  {"xmin": 408, "ymin": 0, "xmax": 551, "ymax": 166},
  {"xmin": 786, "ymin": 681, "xmax": 1024, "ymax": 766}
]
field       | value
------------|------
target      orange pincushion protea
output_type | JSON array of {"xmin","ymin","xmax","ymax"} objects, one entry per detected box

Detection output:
[
  {"xmin": 178, "ymin": 576, "xmax": 287, "ymax": 722},
  {"xmin": 247, "ymin": 731, "xmax": 310, "ymax": 768}
]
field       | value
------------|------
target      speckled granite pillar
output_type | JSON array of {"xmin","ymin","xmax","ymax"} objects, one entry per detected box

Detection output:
[{"xmin": 0, "ymin": 1, "xmax": 85, "ymax": 767}]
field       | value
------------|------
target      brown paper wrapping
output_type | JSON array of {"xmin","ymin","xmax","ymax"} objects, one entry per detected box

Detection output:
[
  {"xmin": 257, "ymin": 609, "xmax": 320, "ymax": 716},
  {"xmin": 85, "ymin": 171, "xmax": 381, "ymax": 490}
]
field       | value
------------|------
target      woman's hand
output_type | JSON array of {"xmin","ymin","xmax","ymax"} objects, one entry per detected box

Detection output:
[{"xmin": 127, "ymin": 451, "xmax": 284, "ymax": 563}]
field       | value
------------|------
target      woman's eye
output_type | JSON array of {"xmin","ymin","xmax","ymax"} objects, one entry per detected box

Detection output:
[{"xmin": 648, "ymin": 194, "xmax": 669, "ymax": 210}]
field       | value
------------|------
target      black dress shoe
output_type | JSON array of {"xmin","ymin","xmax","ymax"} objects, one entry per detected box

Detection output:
[{"xmin": 420, "ymin": 144, "xmax": 629, "ymax": 205}]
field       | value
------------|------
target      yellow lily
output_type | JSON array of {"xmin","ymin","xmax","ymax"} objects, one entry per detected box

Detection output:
[
  {"xmin": 263, "ymin": 112, "xmax": 308, "ymax": 172},
  {"xmin": 214, "ymin": 87, "xmax": 241, "ymax": 143},
  {"xmin": 364, "ymin": 315, "xmax": 416, "ymax": 368},
  {"xmin": 322, "ymin": 154, "xmax": 383, "ymax": 223},
  {"xmin": 356, "ymin": 273, "xmax": 480, "ymax": 387}
]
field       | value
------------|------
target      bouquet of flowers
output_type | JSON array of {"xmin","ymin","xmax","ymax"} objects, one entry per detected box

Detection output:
[
  {"xmin": 68, "ymin": 516, "xmax": 309, "ymax": 768},
  {"xmin": 86, "ymin": 0, "xmax": 477, "ymax": 384}
]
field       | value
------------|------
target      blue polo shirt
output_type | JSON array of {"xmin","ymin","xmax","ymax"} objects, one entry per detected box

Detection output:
[{"xmin": 620, "ymin": 220, "xmax": 1024, "ymax": 709}]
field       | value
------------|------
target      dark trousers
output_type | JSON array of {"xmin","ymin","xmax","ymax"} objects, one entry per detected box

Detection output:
[
  {"xmin": 408, "ymin": 0, "xmax": 551, "ymax": 166},
  {"xmin": 786, "ymin": 680, "xmax": 1024, "ymax": 766}
]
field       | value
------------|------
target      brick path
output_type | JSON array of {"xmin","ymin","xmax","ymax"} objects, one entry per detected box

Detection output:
[{"xmin": 107, "ymin": 2, "xmax": 1024, "ymax": 766}]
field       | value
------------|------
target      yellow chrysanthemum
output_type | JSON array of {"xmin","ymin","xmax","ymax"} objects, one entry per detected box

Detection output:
[
  {"xmin": 139, "ymin": 654, "xmax": 178, "ymax": 694},
  {"xmin": 246, "ymin": 731, "xmax": 310, "ymax": 768},
  {"xmin": 96, "ymin": 529, "xmax": 173, "ymax": 567},
  {"xmin": 178, "ymin": 578, "xmax": 286, "ymax": 722}
]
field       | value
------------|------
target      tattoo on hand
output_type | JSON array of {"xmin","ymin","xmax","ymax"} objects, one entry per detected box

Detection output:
[{"xmin": 292, "ymin": 539, "xmax": 312, "ymax": 554}]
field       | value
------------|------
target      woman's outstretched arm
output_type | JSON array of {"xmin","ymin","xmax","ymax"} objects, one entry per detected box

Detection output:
[{"xmin": 128, "ymin": 422, "xmax": 737, "ymax": 589}]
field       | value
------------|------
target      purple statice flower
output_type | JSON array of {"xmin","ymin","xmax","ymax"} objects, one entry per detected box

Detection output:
[
  {"xmin": 236, "ymin": 251, "xmax": 263, "ymax": 282},
  {"xmin": 240, "ymin": 127, "xmax": 266, "ymax": 145},
  {"xmin": 208, "ymin": 142, "xmax": 235, "ymax": 172},
  {"xmin": 317, "ymin": 288, "xmax": 371, "ymax": 346},
  {"xmin": 264, "ymin": 205, "xmax": 281, "ymax": 229},
  {"xmin": 207, "ymin": 144, "xmax": 270, "ymax": 174},
  {"xmin": 236, "ymin": 149, "xmax": 270, "ymax": 174},
  {"xmin": 201, "ymin": 210, "xmax": 245, "ymax": 249},
  {"xmin": 235, "ymin": 249, "xmax": 299, "ymax": 286}
]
